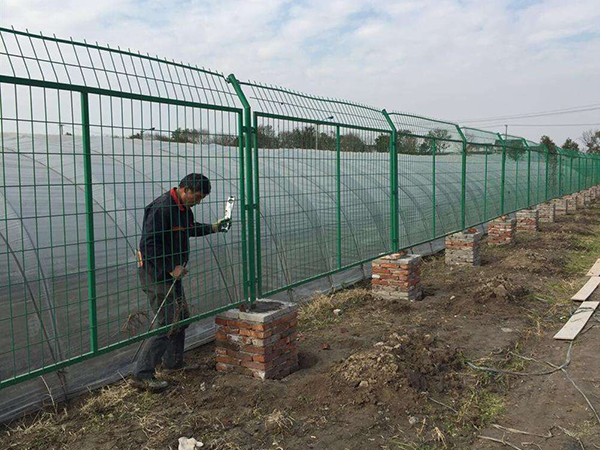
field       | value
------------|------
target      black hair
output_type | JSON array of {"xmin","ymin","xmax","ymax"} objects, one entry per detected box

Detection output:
[{"xmin": 179, "ymin": 173, "xmax": 211, "ymax": 195}]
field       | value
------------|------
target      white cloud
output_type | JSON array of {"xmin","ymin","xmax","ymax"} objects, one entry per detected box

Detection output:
[{"xmin": 2, "ymin": 0, "xmax": 600, "ymax": 143}]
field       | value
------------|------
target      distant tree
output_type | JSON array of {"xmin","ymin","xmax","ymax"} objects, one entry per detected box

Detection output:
[
  {"xmin": 397, "ymin": 130, "xmax": 419, "ymax": 154},
  {"xmin": 279, "ymin": 126, "xmax": 316, "ymax": 149},
  {"xmin": 582, "ymin": 129, "xmax": 600, "ymax": 154},
  {"xmin": 375, "ymin": 134, "xmax": 391, "ymax": 153},
  {"xmin": 255, "ymin": 125, "xmax": 279, "ymax": 149},
  {"xmin": 171, "ymin": 128, "xmax": 201, "ymax": 143},
  {"xmin": 316, "ymin": 130, "xmax": 336, "ymax": 151},
  {"xmin": 562, "ymin": 138, "xmax": 580, "ymax": 152},
  {"xmin": 540, "ymin": 135, "xmax": 557, "ymax": 154},
  {"xmin": 340, "ymin": 133, "xmax": 366, "ymax": 152},
  {"xmin": 418, "ymin": 129, "xmax": 451, "ymax": 154},
  {"xmin": 213, "ymin": 133, "xmax": 239, "ymax": 146},
  {"xmin": 374, "ymin": 131, "xmax": 420, "ymax": 154}
]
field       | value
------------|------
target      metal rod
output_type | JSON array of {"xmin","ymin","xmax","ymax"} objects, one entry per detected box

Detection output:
[{"xmin": 81, "ymin": 92, "xmax": 98, "ymax": 353}]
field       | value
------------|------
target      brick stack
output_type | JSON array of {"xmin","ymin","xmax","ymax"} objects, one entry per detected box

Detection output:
[
  {"xmin": 371, "ymin": 253, "xmax": 422, "ymax": 301},
  {"xmin": 588, "ymin": 188, "xmax": 597, "ymax": 203},
  {"xmin": 445, "ymin": 229, "xmax": 482, "ymax": 266},
  {"xmin": 536, "ymin": 202, "xmax": 556, "ymax": 223},
  {"xmin": 215, "ymin": 299, "xmax": 298, "ymax": 380},
  {"xmin": 488, "ymin": 215, "xmax": 516, "ymax": 245},
  {"xmin": 552, "ymin": 197, "xmax": 570, "ymax": 216},
  {"xmin": 516, "ymin": 208, "xmax": 539, "ymax": 232},
  {"xmin": 568, "ymin": 194, "xmax": 580, "ymax": 211},
  {"xmin": 582, "ymin": 191, "xmax": 592, "ymax": 206}
]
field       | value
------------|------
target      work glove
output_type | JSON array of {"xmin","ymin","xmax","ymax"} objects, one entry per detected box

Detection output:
[{"xmin": 215, "ymin": 217, "xmax": 231, "ymax": 233}]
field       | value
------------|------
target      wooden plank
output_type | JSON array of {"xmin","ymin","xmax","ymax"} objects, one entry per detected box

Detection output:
[
  {"xmin": 554, "ymin": 301, "xmax": 599, "ymax": 340},
  {"xmin": 586, "ymin": 259, "xmax": 600, "ymax": 276},
  {"xmin": 572, "ymin": 277, "xmax": 600, "ymax": 301}
]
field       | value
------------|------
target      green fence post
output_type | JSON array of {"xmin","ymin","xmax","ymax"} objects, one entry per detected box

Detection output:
[
  {"xmin": 557, "ymin": 155, "xmax": 562, "ymax": 196},
  {"xmin": 226, "ymin": 74, "xmax": 256, "ymax": 304},
  {"xmin": 336, "ymin": 125, "xmax": 342, "ymax": 269},
  {"xmin": 544, "ymin": 145, "xmax": 550, "ymax": 201},
  {"xmin": 570, "ymin": 154, "xmax": 574, "ymax": 194},
  {"xmin": 484, "ymin": 145, "xmax": 488, "ymax": 220},
  {"xmin": 252, "ymin": 113, "xmax": 262, "ymax": 296},
  {"xmin": 81, "ymin": 92, "xmax": 98, "ymax": 353},
  {"xmin": 498, "ymin": 134, "xmax": 507, "ymax": 214},
  {"xmin": 580, "ymin": 156, "xmax": 583, "ymax": 191},
  {"xmin": 382, "ymin": 110, "xmax": 399, "ymax": 252},
  {"xmin": 457, "ymin": 126, "xmax": 467, "ymax": 230},
  {"xmin": 526, "ymin": 143, "xmax": 531, "ymax": 207},
  {"xmin": 432, "ymin": 139, "xmax": 437, "ymax": 238}
]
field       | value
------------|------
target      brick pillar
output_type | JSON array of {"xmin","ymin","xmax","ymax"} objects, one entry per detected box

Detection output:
[
  {"xmin": 516, "ymin": 208, "xmax": 539, "ymax": 232},
  {"xmin": 587, "ymin": 188, "xmax": 596, "ymax": 203},
  {"xmin": 536, "ymin": 202, "xmax": 556, "ymax": 223},
  {"xmin": 215, "ymin": 299, "xmax": 298, "ymax": 380},
  {"xmin": 371, "ymin": 253, "xmax": 422, "ymax": 301},
  {"xmin": 445, "ymin": 229, "xmax": 482, "ymax": 266},
  {"xmin": 552, "ymin": 197, "xmax": 570, "ymax": 216},
  {"xmin": 568, "ymin": 194, "xmax": 580, "ymax": 211},
  {"xmin": 488, "ymin": 215, "xmax": 516, "ymax": 245},
  {"xmin": 583, "ymin": 191, "xmax": 591, "ymax": 206}
]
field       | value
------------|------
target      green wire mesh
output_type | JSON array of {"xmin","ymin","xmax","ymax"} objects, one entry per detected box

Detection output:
[{"xmin": 1, "ymin": 27, "xmax": 600, "ymax": 397}]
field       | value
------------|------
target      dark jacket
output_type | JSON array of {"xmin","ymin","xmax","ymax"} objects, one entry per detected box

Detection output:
[{"xmin": 139, "ymin": 188, "xmax": 213, "ymax": 281}]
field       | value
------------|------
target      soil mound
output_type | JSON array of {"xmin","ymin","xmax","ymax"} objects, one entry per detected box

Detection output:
[{"xmin": 335, "ymin": 331, "xmax": 462, "ymax": 393}]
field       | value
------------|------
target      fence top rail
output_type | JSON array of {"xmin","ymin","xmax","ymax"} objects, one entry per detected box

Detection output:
[
  {"xmin": 388, "ymin": 111, "xmax": 464, "ymax": 143},
  {"xmin": 237, "ymin": 79, "xmax": 390, "ymax": 131},
  {"xmin": 461, "ymin": 126, "xmax": 505, "ymax": 146},
  {"xmin": 0, "ymin": 27, "xmax": 240, "ymax": 109}
]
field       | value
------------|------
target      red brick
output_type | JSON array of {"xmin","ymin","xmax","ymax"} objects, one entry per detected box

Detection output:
[{"xmin": 216, "ymin": 355, "xmax": 240, "ymax": 366}]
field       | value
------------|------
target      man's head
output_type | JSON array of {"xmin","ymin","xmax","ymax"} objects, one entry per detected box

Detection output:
[{"xmin": 177, "ymin": 173, "xmax": 211, "ymax": 207}]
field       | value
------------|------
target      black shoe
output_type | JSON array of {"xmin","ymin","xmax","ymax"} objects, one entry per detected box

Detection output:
[{"xmin": 131, "ymin": 377, "xmax": 169, "ymax": 392}]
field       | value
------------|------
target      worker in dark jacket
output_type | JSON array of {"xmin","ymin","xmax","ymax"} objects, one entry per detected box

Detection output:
[{"xmin": 133, "ymin": 173, "xmax": 230, "ymax": 391}]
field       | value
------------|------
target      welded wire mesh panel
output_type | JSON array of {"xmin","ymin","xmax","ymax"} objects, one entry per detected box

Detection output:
[
  {"xmin": 0, "ymin": 27, "xmax": 239, "ymax": 108},
  {"xmin": 0, "ymin": 92, "xmax": 245, "ymax": 386},
  {"xmin": 397, "ymin": 136, "xmax": 434, "ymax": 245},
  {"xmin": 392, "ymin": 113, "xmax": 464, "ymax": 240},
  {"xmin": 0, "ymin": 28, "xmax": 246, "ymax": 388},
  {"xmin": 245, "ymin": 81, "xmax": 393, "ymax": 295},
  {"xmin": 87, "ymin": 96, "xmax": 245, "ymax": 350},
  {"xmin": 0, "ymin": 85, "xmax": 92, "ymax": 384}
]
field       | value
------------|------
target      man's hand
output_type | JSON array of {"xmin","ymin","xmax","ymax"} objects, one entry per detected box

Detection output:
[
  {"xmin": 213, "ymin": 217, "xmax": 231, "ymax": 233},
  {"xmin": 170, "ymin": 265, "xmax": 188, "ymax": 279}
]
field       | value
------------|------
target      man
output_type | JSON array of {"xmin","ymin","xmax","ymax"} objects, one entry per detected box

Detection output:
[{"xmin": 133, "ymin": 173, "xmax": 230, "ymax": 391}]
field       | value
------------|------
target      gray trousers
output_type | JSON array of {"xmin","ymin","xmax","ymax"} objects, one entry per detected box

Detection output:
[{"xmin": 134, "ymin": 268, "xmax": 189, "ymax": 379}]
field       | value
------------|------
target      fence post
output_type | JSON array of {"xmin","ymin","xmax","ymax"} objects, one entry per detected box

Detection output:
[
  {"xmin": 81, "ymin": 92, "xmax": 98, "ymax": 353},
  {"xmin": 570, "ymin": 154, "xmax": 574, "ymax": 194},
  {"xmin": 432, "ymin": 139, "xmax": 437, "ymax": 238},
  {"xmin": 526, "ymin": 142, "xmax": 531, "ymax": 207},
  {"xmin": 336, "ymin": 125, "xmax": 342, "ymax": 269},
  {"xmin": 545, "ymin": 145, "xmax": 550, "ymax": 201},
  {"xmin": 382, "ymin": 110, "xmax": 399, "ymax": 252},
  {"xmin": 457, "ymin": 126, "xmax": 467, "ymax": 230},
  {"xmin": 497, "ymin": 134, "xmax": 507, "ymax": 214},
  {"xmin": 558, "ymin": 155, "xmax": 563, "ymax": 196},
  {"xmin": 226, "ymin": 74, "xmax": 256, "ymax": 304},
  {"xmin": 484, "ymin": 145, "xmax": 489, "ymax": 220}
]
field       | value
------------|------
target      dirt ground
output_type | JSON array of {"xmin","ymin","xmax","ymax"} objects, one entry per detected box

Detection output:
[{"xmin": 3, "ymin": 205, "xmax": 600, "ymax": 450}]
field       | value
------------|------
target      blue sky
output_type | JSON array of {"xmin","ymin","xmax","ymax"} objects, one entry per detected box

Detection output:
[{"xmin": 3, "ymin": 0, "xmax": 600, "ymax": 144}]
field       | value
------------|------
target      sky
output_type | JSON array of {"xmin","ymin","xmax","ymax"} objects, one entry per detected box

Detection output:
[{"xmin": 3, "ymin": 0, "xmax": 600, "ymax": 146}]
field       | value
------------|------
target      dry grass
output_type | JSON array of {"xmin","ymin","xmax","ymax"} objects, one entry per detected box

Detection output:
[{"xmin": 298, "ymin": 287, "xmax": 371, "ymax": 330}]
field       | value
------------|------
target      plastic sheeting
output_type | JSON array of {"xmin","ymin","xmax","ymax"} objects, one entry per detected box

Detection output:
[{"xmin": 1, "ymin": 133, "xmax": 542, "ymax": 421}]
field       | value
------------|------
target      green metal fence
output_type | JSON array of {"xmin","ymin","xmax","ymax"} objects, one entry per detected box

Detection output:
[{"xmin": 1, "ymin": 27, "xmax": 600, "ymax": 390}]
